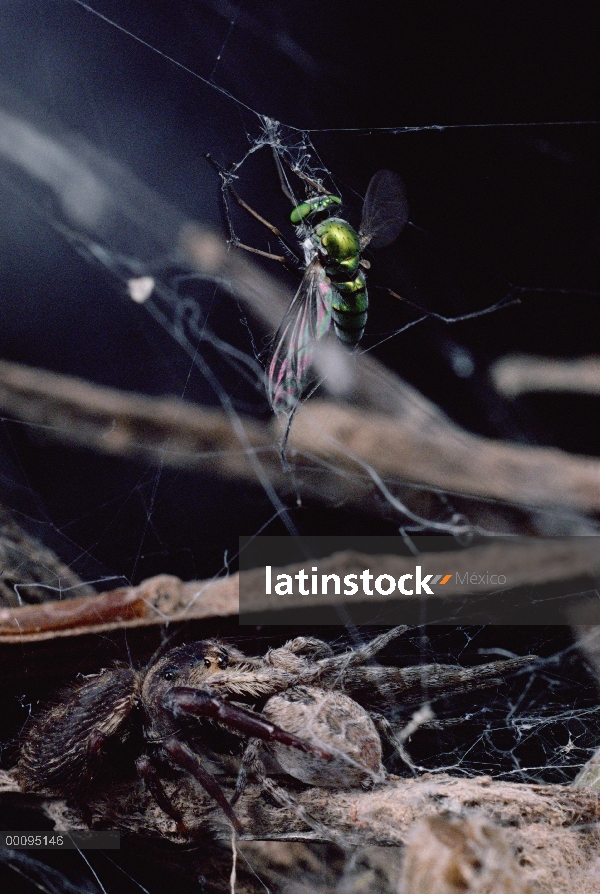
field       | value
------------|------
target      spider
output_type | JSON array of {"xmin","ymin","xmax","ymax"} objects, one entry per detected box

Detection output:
[
  {"xmin": 15, "ymin": 627, "xmax": 534, "ymax": 835},
  {"xmin": 15, "ymin": 642, "xmax": 326, "ymax": 834}
]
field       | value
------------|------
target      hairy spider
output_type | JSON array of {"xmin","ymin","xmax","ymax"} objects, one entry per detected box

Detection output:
[
  {"xmin": 15, "ymin": 627, "xmax": 534, "ymax": 835},
  {"xmin": 15, "ymin": 640, "xmax": 334, "ymax": 833}
]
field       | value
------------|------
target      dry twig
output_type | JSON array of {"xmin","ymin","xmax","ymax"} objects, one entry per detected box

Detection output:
[
  {"xmin": 1, "ymin": 360, "xmax": 600, "ymax": 515},
  {"xmin": 0, "ymin": 504, "xmax": 95, "ymax": 607},
  {"xmin": 0, "ymin": 537, "xmax": 598, "ymax": 640},
  {"xmin": 2, "ymin": 771, "xmax": 600, "ymax": 894},
  {"xmin": 491, "ymin": 354, "xmax": 600, "ymax": 397}
]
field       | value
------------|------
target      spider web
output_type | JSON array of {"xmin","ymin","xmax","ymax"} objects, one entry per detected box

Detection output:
[{"xmin": 1, "ymin": 2, "xmax": 600, "ymax": 893}]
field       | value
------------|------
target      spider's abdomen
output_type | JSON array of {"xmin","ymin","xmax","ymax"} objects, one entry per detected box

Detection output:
[
  {"xmin": 16, "ymin": 667, "xmax": 138, "ymax": 799},
  {"xmin": 262, "ymin": 686, "xmax": 384, "ymax": 789}
]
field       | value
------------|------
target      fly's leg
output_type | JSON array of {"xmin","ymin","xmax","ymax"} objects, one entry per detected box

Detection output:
[
  {"xmin": 205, "ymin": 153, "xmax": 301, "ymax": 270},
  {"xmin": 271, "ymin": 147, "xmax": 329, "ymax": 201},
  {"xmin": 228, "ymin": 186, "xmax": 284, "ymax": 241},
  {"xmin": 271, "ymin": 147, "xmax": 297, "ymax": 205},
  {"xmin": 224, "ymin": 183, "xmax": 288, "ymax": 263}
]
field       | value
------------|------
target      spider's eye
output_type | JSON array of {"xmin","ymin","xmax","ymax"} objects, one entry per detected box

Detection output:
[
  {"xmin": 217, "ymin": 656, "xmax": 228, "ymax": 669},
  {"xmin": 203, "ymin": 658, "xmax": 212, "ymax": 668},
  {"xmin": 163, "ymin": 669, "xmax": 177, "ymax": 681}
]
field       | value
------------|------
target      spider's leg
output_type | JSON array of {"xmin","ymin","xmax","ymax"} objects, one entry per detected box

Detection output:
[
  {"xmin": 163, "ymin": 687, "xmax": 333, "ymax": 760},
  {"xmin": 318, "ymin": 625, "xmax": 410, "ymax": 674},
  {"xmin": 279, "ymin": 636, "xmax": 334, "ymax": 659},
  {"xmin": 331, "ymin": 655, "xmax": 538, "ymax": 706},
  {"xmin": 371, "ymin": 712, "xmax": 418, "ymax": 776},
  {"xmin": 349, "ymin": 625, "xmax": 410, "ymax": 664},
  {"xmin": 231, "ymin": 737, "xmax": 262, "ymax": 805},
  {"xmin": 163, "ymin": 736, "xmax": 242, "ymax": 833},
  {"xmin": 230, "ymin": 729, "xmax": 344, "ymax": 845},
  {"xmin": 136, "ymin": 754, "xmax": 187, "ymax": 833},
  {"xmin": 260, "ymin": 776, "xmax": 346, "ymax": 848}
]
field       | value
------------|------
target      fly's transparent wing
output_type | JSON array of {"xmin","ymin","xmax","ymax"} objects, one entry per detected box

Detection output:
[
  {"xmin": 268, "ymin": 260, "xmax": 333, "ymax": 416},
  {"xmin": 359, "ymin": 170, "xmax": 409, "ymax": 249}
]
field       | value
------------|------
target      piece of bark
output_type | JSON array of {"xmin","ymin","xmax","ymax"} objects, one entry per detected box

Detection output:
[
  {"xmin": 0, "ymin": 573, "xmax": 238, "ymax": 641},
  {"xmin": 1, "ymin": 360, "xmax": 600, "ymax": 516},
  {"xmin": 0, "ymin": 504, "xmax": 95, "ymax": 607},
  {"xmin": 2, "ymin": 771, "xmax": 599, "ymax": 894},
  {"xmin": 1, "ymin": 536, "xmax": 599, "ymax": 640},
  {"xmin": 491, "ymin": 354, "xmax": 600, "ymax": 397}
]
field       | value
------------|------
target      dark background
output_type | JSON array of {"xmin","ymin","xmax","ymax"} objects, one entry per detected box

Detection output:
[{"xmin": 0, "ymin": 3, "xmax": 599, "ymax": 892}]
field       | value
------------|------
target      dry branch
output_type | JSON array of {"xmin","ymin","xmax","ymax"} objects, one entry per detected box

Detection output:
[
  {"xmin": 0, "ymin": 503, "xmax": 95, "ymax": 607},
  {"xmin": 289, "ymin": 400, "xmax": 600, "ymax": 512},
  {"xmin": 0, "ymin": 358, "xmax": 272, "ymax": 475},
  {"xmin": 0, "ymin": 573, "xmax": 238, "ymax": 641},
  {"xmin": 231, "ymin": 773, "xmax": 600, "ymax": 846},
  {"xmin": 242, "ymin": 539, "xmax": 600, "ymax": 611},
  {"xmin": 1, "ymin": 360, "xmax": 600, "ymax": 515},
  {"xmin": 491, "ymin": 354, "xmax": 600, "ymax": 397},
  {"xmin": 4, "ymin": 767, "xmax": 598, "ymax": 839},
  {"xmin": 0, "ymin": 537, "xmax": 598, "ymax": 640},
  {"xmin": 2, "ymin": 771, "xmax": 599, "ymax": 894}
]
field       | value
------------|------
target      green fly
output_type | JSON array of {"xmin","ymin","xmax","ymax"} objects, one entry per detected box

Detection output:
[{"xmin": 268, "ymin": 170, "xmax": 409, "ymax": 418}]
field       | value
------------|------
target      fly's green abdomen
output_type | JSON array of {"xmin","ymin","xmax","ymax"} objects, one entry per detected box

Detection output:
[{"xmin": 331, "ymin": 269, "xmax": 368, "ymax": 345}]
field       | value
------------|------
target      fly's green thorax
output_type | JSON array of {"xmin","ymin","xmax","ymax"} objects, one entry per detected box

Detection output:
[
  {"xmin": 290, "ymin": 195, "xmax": 367, "ymax": 346},
  {"xmin": 314, "ymin": 218, "xmax": 361, "ymax": 279}
]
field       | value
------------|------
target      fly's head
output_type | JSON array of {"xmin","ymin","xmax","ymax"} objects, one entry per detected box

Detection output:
[{"xmin": 290, "ymin": 193, "xmax": 341, "ymax": 226}]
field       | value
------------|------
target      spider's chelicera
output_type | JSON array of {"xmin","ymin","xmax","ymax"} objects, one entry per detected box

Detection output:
[{"xmin": 15, "ymin": 628, "xmax": 533, "ymax": 835}]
